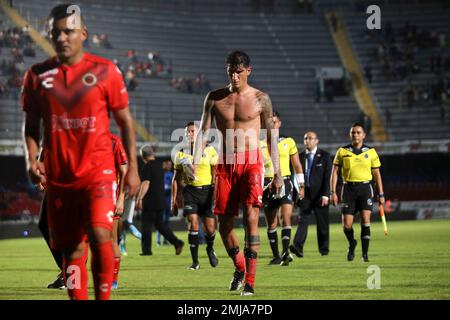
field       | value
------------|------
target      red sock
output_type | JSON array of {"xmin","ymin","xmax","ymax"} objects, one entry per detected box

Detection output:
[
  {"xmin": 63, "ymin": 244, "xmax": 89, "ymax": 300},
  {"xmin": 113, "ymin": 257, "xmax": 121, "ymax": 283},
  {"xmin": 232, "ymin": 250, "xmax": 246, "ymax": 272},
  {"xmin": 90, "ymin": 241, "xmax": 114, "ymax": 300},
  {"xmin": 245, "ymin": 257, "xmax": 257, "ymax": 288}
]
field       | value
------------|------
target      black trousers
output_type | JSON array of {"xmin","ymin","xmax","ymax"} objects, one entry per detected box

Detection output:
[
  {"xmin": 293, "ymin": 195, "xmax": 330, "ymax": 254},
  {"xmin": 141, "ymin": 207, "xmax": 180, "ymax": 254},
  {"xmin": 38, "ymin": 194, "xmax": 63, "ymax": 270}
]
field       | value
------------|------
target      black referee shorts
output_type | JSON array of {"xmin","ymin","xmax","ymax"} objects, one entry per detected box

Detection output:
[
  {"xmin": 263, "ymin": 177, "xmax": 294, "ymax": 210},
  {"xmin": 340, "ymin": 182, "xmax": 374, "ymax": 215},
  {"xmin": 183, "ymin": 185, "xmax": 214, "ymax": 218}
]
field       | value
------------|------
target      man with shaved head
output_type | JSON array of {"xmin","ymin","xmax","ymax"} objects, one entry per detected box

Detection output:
[{"xmin": 290, "ymin": 131, "xmax": 332, "ymax": 258}]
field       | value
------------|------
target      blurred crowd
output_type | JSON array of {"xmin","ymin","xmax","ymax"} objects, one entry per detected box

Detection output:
[{"xmin": 0, "ymin": 25, "xmax": 35, "ymax": 99}]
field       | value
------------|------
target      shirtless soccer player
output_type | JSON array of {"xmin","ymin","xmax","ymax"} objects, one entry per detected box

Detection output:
[{"xmin": 194, "ymin": 51, "xmax": 282, "ymax": 296}]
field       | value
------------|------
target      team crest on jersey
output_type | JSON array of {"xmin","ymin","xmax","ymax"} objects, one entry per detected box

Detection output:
[{"xmin": 82, "ymin": 73, "xmax": 97, "ymax": 86}]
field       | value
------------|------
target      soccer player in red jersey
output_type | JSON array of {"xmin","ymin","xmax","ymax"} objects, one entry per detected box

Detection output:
[
  {"xmin": 22, "ymin": 4, "xmax": 140, "ymax": 300},
  {"xmin": 110, "ymin": 133, "xmax": 128, "ymax": 289}
]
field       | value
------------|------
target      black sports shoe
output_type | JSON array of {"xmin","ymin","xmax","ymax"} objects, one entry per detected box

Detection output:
[
  {"xmin": 362, "ymin": 254, "xmax": 369, "ymax": 262},
  {"xmin": 206, "ymin": 247, "xmax": 219, "ymax": 267},
  {"xmin": 47, "ymin": 273, "xmax": 65, "ymax": 289},
  {"xmin": 229, "ymin": 270, "xmax": 244, "ymax": 291},
  {"xmin": 268, "ymin": 256, "xmax": 282, "ymax": 265},
  {"xmin": 280, "ymin": 251, "xmax": 294, "ymax": 266},
  {"xmin": 347, "ymin": 240, "xmax": 357, "ymax": 261},
  {"xmin": 241, "ymin": 283, "xmax": 254, "ymax": 296},
  {"xmin": 188, "ymin": 262, "xmax": 200, "ymax": 270},
  {"xmin": 289, "ymin": 244, "xmax": 304, "ymax": 258}
]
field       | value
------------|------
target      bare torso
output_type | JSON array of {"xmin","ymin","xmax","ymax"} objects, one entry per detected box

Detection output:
[{"xmin": 210, "ymin": 86, "xmax": 266, "ymax": 153}]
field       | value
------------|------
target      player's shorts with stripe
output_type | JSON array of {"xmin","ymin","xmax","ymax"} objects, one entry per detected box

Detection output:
[
  {"xmin": 47, "ymin": 180, "xmax": 116, "ymax": 250},
  {"xmin": 214, "ymin": 150, "xmax": 263, "ymax": 216},
  {"xmin": 340, "ymin": 182, "xmax": 374, "ymax": 215},
  {"xmin": 183, "ymin": 185, "xmax": 214, "ymax": 218},
  {"xmin": 263, "ymin": 177, "xmax": 294, "ymax": 210}
]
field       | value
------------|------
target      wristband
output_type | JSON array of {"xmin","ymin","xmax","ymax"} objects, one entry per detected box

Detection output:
[
  {"xmin": 379, "ymin": 193, "xmax": 385, "ymax": 198},
  {"xmin": 295, "ymin": 173, "xmax": 305, "ymax": 184}
]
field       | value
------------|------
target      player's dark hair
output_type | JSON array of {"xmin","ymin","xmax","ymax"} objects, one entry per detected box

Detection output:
[
  {"xmin": 48, "ymin": 3, "xmax": 84, "ymax": 24},
  {"xmin": 226, "ymin": 50, "xmax": 251, "ymax": 67},
  {"xmin": 351, "ymin": 122, "xmax": 366, "ymax": 132},
  {"xmin": 185, "ymin": 121, "xmax": 195, "ymax": 128},
  {"xmin": 273, "ymin": 110, "xmax": 281, "ymax": 120}
]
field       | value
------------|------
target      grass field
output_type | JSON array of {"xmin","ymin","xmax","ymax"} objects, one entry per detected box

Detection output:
[{"xmin": 0, "ymin": 219, "xmax": 450, "ymax": 300}]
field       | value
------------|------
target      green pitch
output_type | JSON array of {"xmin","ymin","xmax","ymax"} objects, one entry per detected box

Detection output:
[{"xmin": 0, "ymin": 219, "xmax": 449, "ymax": 300}]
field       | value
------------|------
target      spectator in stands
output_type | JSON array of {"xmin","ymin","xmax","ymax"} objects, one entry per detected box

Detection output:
[
  {"xmin": 0, "ymin": 79, "xmax": 8, "ymax": 97},
  {"xmin": 7, "ymin": 71, "xmax": 21, "ymax": 99},
  {"xmin": 99, "ymin": 33, "xmax": 112, "ymax": 49},
  {"xmin": 127, "ymin": 71, "xmax": 139, "ymax": 91},
  {"xmin": 92, "ymin": 34, "xmax": 100, "ymax": 47}
]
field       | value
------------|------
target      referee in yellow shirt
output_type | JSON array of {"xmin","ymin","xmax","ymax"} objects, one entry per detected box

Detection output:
[
  {"xmin": 330, "ymin": 122, "xmax": 385, "ymax": 262},
  {"xmin": 172, "ymin": 121, "xmax": 219, "ymax": 270},
  {"xmin": 262, "ymin": 111, "xmax": 305, "ymax": 266}
]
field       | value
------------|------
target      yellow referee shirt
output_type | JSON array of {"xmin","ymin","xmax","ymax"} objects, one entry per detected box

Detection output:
[
  {"xmin": 333, "ymin": 144, "xmax": 381, "ymax": 182},
  {"xmin": 261, "ymin": 137, "xmax": 298, "ymax": 178},
  {"xmin": 174, "ymin": 145, "xmax": 218, "ymax": 187}
]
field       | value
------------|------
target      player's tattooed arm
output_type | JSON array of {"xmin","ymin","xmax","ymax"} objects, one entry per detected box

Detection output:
[
  {"xmin": 259, "ymin": 92, "xmax": 282, "ymax": 192},
  {"xmin": 193, "ymin": 92, "xmax": 215, "ymax": 166},
  {"xmin": 23, "ymin": 112, "xmax": 46, "ymax": 186}
]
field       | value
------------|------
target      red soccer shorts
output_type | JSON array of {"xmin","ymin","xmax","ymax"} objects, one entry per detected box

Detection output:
[
  {"xmin": 214, "ymin": 150, "xmax": 263, "ymax": 216},
  {"xmin": 47, "ymin": 180, "xmax": 116, "ymax": 250}
]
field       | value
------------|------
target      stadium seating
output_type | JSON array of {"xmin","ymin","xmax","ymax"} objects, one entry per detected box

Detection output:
[
  {"xmin": 342, "ymin": 1, "xmax": 450, "ymax": 141},
  {"xmin": 5, "ymin": 0, "xmax": 362, "ymax": 144}
]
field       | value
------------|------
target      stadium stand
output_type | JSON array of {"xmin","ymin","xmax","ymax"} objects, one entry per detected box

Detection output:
[
  {"xmin": 3, "ymin": 0, "xmax": 362, "ymax": 144},
  {"xmin": 341, "ymin": 1, "xmax": 450, "ymax": 140}
]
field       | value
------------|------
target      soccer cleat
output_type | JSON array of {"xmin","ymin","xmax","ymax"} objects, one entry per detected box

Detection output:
[
  {"xmin": 112, "ymin": 281, "xmax": 118, "ymax": 290},
  {"xmin": 289, "ymin": 244, "xmax": 304, "ymax": 258},
  {"xmin": 229, "ymin": 270, "xmax": 245, "ymax": 291},
  {"xmin": 119, "ymin": 241, "xmax": 127, "ymax": 256},
  {"xmin": 47, "ymin": 273, "xmax": 65, "ymax": 289},
  {"xmin": 188, "ymin": 262, "xmax": 200, "ymax": 270},
  {"xmin": 347, "ymin": 240, "xmax": 357, "ymax": 261},
  {"xmin": 268, "ymin": 256, "xmax": 283, "ymax": 265},
  {"xmin": 206, "ymin": 248, "xmax": 219, "ymax": 267},
  {"xmin": 362, "ymin": 254, "xmax": 369, "ymax": 262},
  {"xmin": 175, "ymin": 241, "xmax": 184, "ymax": 255},
  {"xmin": 280, "ymin": 251, "xmax": 294, "ymax": 266},
  {"xmin": 240, "ymin": 283, "xmax": 255, "ymax": 296},
  {"xmin": 128, "ymin": 224, "xmax": 142, "ymax": 240}
]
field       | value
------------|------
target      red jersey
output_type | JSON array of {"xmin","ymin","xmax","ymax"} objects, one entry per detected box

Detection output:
[
  {"xmin": 110, "ymin": 133, "xmax": 128, "ymax": 175},
  {"xmin": 22, "ymin": 53, "xmax": 129, "ymax": 189}
]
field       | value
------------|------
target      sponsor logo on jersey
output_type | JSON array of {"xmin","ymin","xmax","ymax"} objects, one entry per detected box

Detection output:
[{"xmin": 51, "ymin": 113, "xmax": 96, "ymax": 133}]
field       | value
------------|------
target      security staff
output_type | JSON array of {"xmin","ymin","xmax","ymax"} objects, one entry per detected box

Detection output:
[
  {"xmin": 172, "ymin": 121, "xmax": 219, "ymax": 270},
  {"xmin": 330, "ymin": 123, "xmax": 385, "ymax": 262},
  {"xmin": 290, "ymin": 131, "xmax": 332, "ymax": 258},
  {"xmin": 261, "ymin": 111, "xmax": 305, "ymax": 266}
]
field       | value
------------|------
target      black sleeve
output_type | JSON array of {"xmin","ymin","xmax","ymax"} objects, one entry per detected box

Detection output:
[
  {"xmin": 142, "ymin": 162, "xmax": 153, "ymax": 182},
  {"xmin": 322, "ymin": 151, "xmax": 332, "ymax": 197}
]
